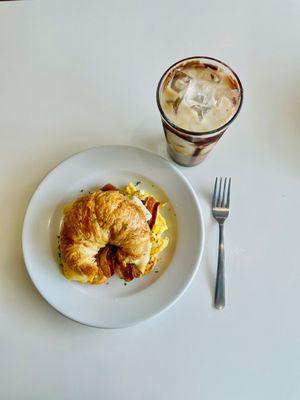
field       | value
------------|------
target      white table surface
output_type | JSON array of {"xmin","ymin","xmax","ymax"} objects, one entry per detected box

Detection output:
[{"xmin": 1, "ymin": 1, "xmax": 299, "ymax": 399}]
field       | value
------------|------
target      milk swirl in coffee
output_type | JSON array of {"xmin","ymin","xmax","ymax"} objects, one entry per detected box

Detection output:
[{"xmin": 161, "ymin": 61, "xmax": 241, "ymax": 132}]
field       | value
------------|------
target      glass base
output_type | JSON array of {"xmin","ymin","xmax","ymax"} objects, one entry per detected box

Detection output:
[{"xmin": 167, "ymin": 146, "xmax": 207, "ymax": 167}]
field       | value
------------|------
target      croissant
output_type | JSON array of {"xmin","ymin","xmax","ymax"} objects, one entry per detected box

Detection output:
[{"xmin": 60, "ymin": 188, "xmax": 151, "ymax": 284}]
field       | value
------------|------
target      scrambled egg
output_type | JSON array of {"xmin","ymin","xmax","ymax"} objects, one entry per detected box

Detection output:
[{"xmin": 123, "ymin": 183, "xmax": 169, "ymax": 260}]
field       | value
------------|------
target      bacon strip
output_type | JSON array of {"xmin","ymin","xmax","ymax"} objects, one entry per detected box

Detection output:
[
  {"xmin": 97, "ymin": 246, "xmax": 137, "ymax": 281},
  {"xmin": 101, "ymin": 183, "xmax": 118, "ymax": 191},
  {"xmin": 118, "ymin": 263, "xmax": 134, "ymax": 281},
  {"xmin": 144, "ymin": 196, "xmax": 160, "ymax": 229},
  {"xmin": 96, "ymin": 245, "xmax": 116, "ymax": 277}
]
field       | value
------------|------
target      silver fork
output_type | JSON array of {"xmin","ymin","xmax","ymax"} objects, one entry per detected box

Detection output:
[{"xmin": 212, "ymin": 177, "xmax": 231, "ymax": 310}]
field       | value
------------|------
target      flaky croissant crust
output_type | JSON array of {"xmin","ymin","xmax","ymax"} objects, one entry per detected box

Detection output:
[{"xmin": 60, "ymin": 189, "xmax": 151, "ymax": 284}]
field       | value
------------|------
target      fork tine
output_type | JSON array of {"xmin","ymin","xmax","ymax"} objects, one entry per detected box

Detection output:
[
  {"xmin": 212, "ymin": 177, "xmax": 218, "ymax": 207},
  {"xmin": 221, "ymin": 177, "xmax": 227, "ymax": 207},
  {"xmin": 226, "ymin": 177, "xmax": 231, "ymax": 208},
  {"xmin": 217, "ymin": 177, "xmax": 223, "ymax": 206}
]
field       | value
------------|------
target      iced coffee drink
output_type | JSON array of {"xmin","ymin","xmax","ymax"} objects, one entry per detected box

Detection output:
[{"xmin": 156, "ymin": 57, "xmax": 243, "ymax": 166}]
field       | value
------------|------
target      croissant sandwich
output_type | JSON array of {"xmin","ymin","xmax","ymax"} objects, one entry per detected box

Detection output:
[{"xmin": 59, "ymin": 183, "xmax": 169, "ymax": 284}]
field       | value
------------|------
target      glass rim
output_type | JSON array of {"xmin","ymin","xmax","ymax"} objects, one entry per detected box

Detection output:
[{"xmin": 156, "ymin": 56, "xmax": 244, "ymax": 137}]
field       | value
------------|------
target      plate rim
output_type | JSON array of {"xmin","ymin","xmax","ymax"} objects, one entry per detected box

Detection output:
[{"xmin": 22, "ymin": 145, "xmax": 205, "ymax": 328}]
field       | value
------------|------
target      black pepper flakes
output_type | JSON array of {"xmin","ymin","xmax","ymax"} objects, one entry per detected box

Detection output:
[
  {"xmin": 124, "ymin": 282, "xmax": 127, "ymax": 285},
  {"xmin": 135, "ymin": 181, "xmax": 141, "ymax": 186},
  {"xmin": 80, "ymin": 189, "xmax": 84, "ymax": 193}
]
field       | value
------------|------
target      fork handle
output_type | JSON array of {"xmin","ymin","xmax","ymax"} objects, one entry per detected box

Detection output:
[{"xmin": 214, "ymin": 223, "xmax": 225, "ymax": 309}]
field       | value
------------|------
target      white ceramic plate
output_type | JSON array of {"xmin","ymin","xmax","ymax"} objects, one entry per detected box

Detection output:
[{"xmin": 22, "ymin": 146, "xmax": 204, "ymax": 328}]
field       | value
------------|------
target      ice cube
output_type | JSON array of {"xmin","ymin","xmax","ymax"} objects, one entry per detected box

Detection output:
[
  {"xmin": 166, "ymin": 96, "xmax": 183, "ymax": 114},
  {"xmin": 170, "ymin": 70, "xmax": 192, "ymax": 93},
  {"xmin": 184, "ymin": 80, "xmax": 217, "ymax": 122},
  {"xmin": 172, "ymin": 96, "xmax": 183, "ymax": 113},
  {"xmin": 210, "ymin": 72, "xmax": 220, "ymax": 83},
  {"xmin": 215, "ymin": 88, "xmax": 239, "ymax": 106},
  {"xmin": 191, "ymin": 105, "xmax": 209, "ymax": 120},
  {"xmin": 186, "ymin": 79, "xmax": 216, "ymax": 105},
  {"xmin": 199, "ymin": 66, "xmax": 221, "ymax": 83},
  {"xmin": 229, "ymin": 89, "xmax": 240, "ymax": 105}
]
